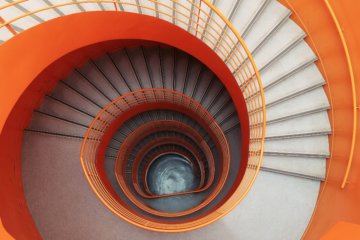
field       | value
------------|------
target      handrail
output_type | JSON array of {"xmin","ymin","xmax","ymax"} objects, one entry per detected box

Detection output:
[
  {"xmin": 106, "ymin": 90, "xmax": 227, "ymax": 217},
  {"xmin": 119, "ymin": 137, "xmax": 212, "ymax": 217},
  {"xmin": 0, "ymin": 16, "xmax": 17, "ymax": 35},
  {"xmin": 324, "ymin": 0, "xmax": 357, "ymax": 189},
  {"xmin": 81, "ymin": 89, "xmax": 232, "ymax": 225},
  {"xmin": 0, "ymin": 0, "xmax": 27, "ymax": 11},
  {"xmin": 0, "ymin": 0, "xmax": 266, "ymax": 231},
  {"xmin": 116, "ymin": 120, "xmax": 215, "ymax": 198},
  {"xmin": 133, "ymin": 138, "xmax": 205, "ymax": 196}
]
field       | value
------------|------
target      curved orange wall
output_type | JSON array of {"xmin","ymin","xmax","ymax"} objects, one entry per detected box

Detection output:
[
  {"xmin": 279, "ymin": 0, "xmax": 360, "ymax": 239},
  {"xmin": 0, "ymin": 12, "xmax": 249, "ymax": 239}
]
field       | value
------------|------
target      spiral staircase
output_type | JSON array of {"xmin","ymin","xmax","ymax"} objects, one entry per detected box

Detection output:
[{"xmin": 1, "ymin": 0, "xmax": 359, "ymax": 240}]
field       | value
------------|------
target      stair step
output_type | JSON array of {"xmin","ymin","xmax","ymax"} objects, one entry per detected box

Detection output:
[
  {"xmin": 215, "ymin": 0, "xmax": 240, "ymax": 21},
  {"xmin": 265, "ymin": 130, "xmax": 331, "ymax": 140},
  {"xmin": 95, "ymin": 54, "xmax": 132, "ymax": 94},
  {"xmin": 28, "ymin": 111, "xmax": 89, "ymax": 137},
  {"xmin": 266, "ymin": 83, "xmax": 325, "ymax": 108},
  {"xmin": 38, "ymin": 96, "xmax": 93, "ymax": 127},
  {"xmin": 126, "ymin": 47, "xmax": 153, "ymax": 89},
  {"xmin": 265, "ymin": 63, "xmax": 325, "ymax": 105},
  {"xmin": 264, "ymin": 151, "xmax": 330, "ymax": 159},
  {"xmin": 264, "ymin": 135, "xmax": 329, "ymax": 156},
  {"xmin": 109, "ymin": 50, "xmax": 142, "ymax": 91},
  {"xmin": 255, "ymin": 20, "xmax": 305, "ymax": 71},
  {"xmin": 267, "ymin": 106, "xmax": 330, "ymax": 125},
  {"xmin": 174, "ymin": 50, "xmax": 190, "ymax": 93},
  {"xmin": 260, "ymin": 41, "xmax": 317, "ymax": 87},
  {"xmin": 63, "ymin": 71, "xmax": 110, "ymax": 108},
  {"xmin": 260, "ymin": 166, "xmax": 325, "ymax": 181},
  {"xmin": 24, "ymin": 129, "xmax": 85, "ymax": 140},
  {"xmin": 266, "ymin": 111, "xmax": 331, "ymax": 137},
  {"xmin": 223, "ymin": 118, "xmax": 241, "ymax": 133},
  {"xmin": 192, "ymin": 69, "xmax": 215, "ymax": 103},
  {"xmin": 159, "ymin": 47, "xmax": 175, "ymax": 90},
  {"xmin": 225, "ymin": 0, "xmax": 258, "ymax": 35},
  {"xmin": 244, "ymin": 0, "xmax": 290, "ymax": 52},
  {"xmin": 261, "ymin": 155, "xmax": 326, "ymax": 180},
  {"xmin": 51, "ymin": 82, "xmax": 101, "ymax": 117},
  {"xmin": 78, "ymin": 60, "xmax": 120, "ymax": 101},
  {"xmin": 266, "ymin": 87, "xmax": 330, "ymax": 122},
  {"xmin": 142, "ymin": 46, "xmax": 164, "ymax": 88},
  {"xmin": 106, "ymin": 147, "xmax": 119, "ymax": 157},
  {"xmin": 183, "ymin": 59, "xmax": 203, "ymax": 98}
]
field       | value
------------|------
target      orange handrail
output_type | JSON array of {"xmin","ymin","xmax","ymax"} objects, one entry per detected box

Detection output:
[
  {"xmin": 0, "ymin": 0, "xmax": 266, "ymax": 231},
  {"xmin": 115, "ymin": 120, "xmax": 214, "ymax": 197},
  {"xmin": 0, "ymin": 0, "xmax": 27, "ymax": 10},
  {"xmin": 103, "ymin": 90, "xmax": 228, "ymax": 217}
]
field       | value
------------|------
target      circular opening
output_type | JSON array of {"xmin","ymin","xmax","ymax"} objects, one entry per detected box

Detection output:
[{"xmin": 146, "ymin": 153, "xmax": 200, "ymax": 195}]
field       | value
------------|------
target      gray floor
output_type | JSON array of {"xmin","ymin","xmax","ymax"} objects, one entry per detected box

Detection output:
[{"xmin": 22, "ymin": 133, "xmax": 319, "ymax": 240}]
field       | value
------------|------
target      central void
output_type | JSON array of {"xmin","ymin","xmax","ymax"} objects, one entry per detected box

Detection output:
[{"xmin": 147, "ymin": 154, "xmax": 200, "ymax": 195}]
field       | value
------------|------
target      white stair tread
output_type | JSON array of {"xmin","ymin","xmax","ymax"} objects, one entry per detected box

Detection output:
[
  {"xmin": 0, "ymin": 5, "xmax": 38, "ymax": 30},
  {"xmin": 216, "ymin": 171, "xmax": 320, "ymax": 240},
  {"xmin": 266, "ymin": 87, "xmax": 330, "ymax": 121},
  {"xmin": 49, "ymin": 0, "xmax": 81, "ymax": 14},
  {"xmin": 264, "ymin": 135, "xmax": 329, "ymax": 156},
  {"xmin": 99, "ymin": 3, "xmax": 119, "ymax": 11},
  {"xmin": 265, "ymin": 63, "xmax": 325, "ymax": 104},
  {"xmin": 0, "ymin": 26, "xmax": 15, "ymax": 42},
  {"xmin": 231, "ymin": 0, "xmax": 266, "ymax": 35},
  {"xmin": 254, "ymin": 19, "xmax": 304, "ymax": 69},
  {"xmin": 261, "ymin": 155, "xmax": 326, "ymax": 179},
  {"xmin": 77, "ymin": 2, "xmax": 102, "ymax": 11},
  {"xmin": 260, "ymin": 41, "xmax": 316, "ymax": 86},
  {"xmin": 13, "ymin": 1, "xmax": 61, "ymax": 20},
  {"xmin": 266, "ymin": 111, "xmax": 331, "ymax": 137},
  {"xmin": 244, "ymin": 0, "xmax": 290, "ymax": 51},
  {"xmin": 214, "ymin": 0, "xmax": 236, "ymax": 21}
]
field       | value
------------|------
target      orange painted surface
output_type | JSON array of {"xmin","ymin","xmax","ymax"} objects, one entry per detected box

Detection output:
[
  {"xmin": 278, "ymin": 0, "xmax": 360, "ymax": 239},
  {"xmin": 0, "ymin": 12, "xmax": 248, "ymax": 238},
  {"xmin": 320, "ymin": 222, "xmax": 360, "ymax": 240}
]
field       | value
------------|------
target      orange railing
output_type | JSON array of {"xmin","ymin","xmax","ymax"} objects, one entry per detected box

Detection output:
[
  {"xmin": 81, "ymin": 89, "xmax": 232, "ymax": 229},
  {"xmin": 116, "ymin": 121, "xmax": 215, "ymax": 197},
  {"xmin": 0, "ymin": 0, "xmax": 266, "ymax": 231},
  {"xmin": 114, "ymin": 118, "xmax": 223, "ymax": 217}
]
